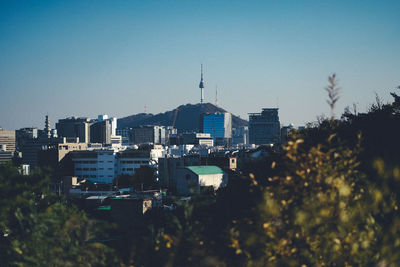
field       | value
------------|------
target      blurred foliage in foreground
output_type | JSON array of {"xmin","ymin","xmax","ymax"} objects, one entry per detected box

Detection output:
[
  {"xmin": 0, "ymin": 164, "xmax": 121, "ymax": 267},
  {"xmin": 1, "ymin": 87, "xmax": 400, "ymax": 266},
  {"xmin": 134, "ymin": 87, "xmax": 400, "ymax": 267}
]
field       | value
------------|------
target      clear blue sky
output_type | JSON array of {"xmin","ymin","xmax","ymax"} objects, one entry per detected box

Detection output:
[{"xmin": 1, "ymin": 0, "xmax": 399, "ymax": 130}]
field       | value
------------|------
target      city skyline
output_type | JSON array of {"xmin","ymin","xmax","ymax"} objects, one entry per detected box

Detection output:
[{"xmin": 1, "ymin": 0, "xmax": 399, "ymax": 130}]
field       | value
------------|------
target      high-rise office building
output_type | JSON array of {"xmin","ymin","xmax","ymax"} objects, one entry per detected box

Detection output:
[
  {"xmin": 20, "ymin": 136, "xmax": 64, "ymax": 169},
  {"xmin": 249, "ymin": 108, "xmax": 281, "ymax": 145},
  {"xmin": 97, "ymin": 115, "xmax": 117, "ymax": 136},
  {"xmin": 90, "ymin": 120, "xmax": 111, "ymax": 144},
  {"xmin": 56, "ymin": 117, "xmax": 91, "ymax": 143},
  {"xmin": 131, "ymin": 125, "xmax": 166, "ymax": 145},
  {"xmin": 0, "ymin": 128, "xmax": 16, "ymax": 163},
  {"xmin": 16, "ymin": 128, "xmax": 39, "ymax": 149},
  {"xmin": 56, "ymin": 115, "xmax": 117, "ymax": 144},
  {"xmin": 200, "ymin": 112, "xmax": 232, "ymax": 146}
]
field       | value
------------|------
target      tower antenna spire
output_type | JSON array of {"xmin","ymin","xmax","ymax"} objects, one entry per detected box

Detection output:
[
  {"xmin": 215, "ymin": 85, "xmax": 218, "ymax": 107},
  {"xmin": 199, "ymin": 64, "xmax": 205, "ymax": 104}
]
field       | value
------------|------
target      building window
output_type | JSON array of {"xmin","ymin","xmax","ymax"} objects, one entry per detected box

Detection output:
[
  {"xmin": 90, "ymin": 168, "xmax": 96, "ymax": 171},
  {"xmin": 108, "ymin": 168, "xmax": 112, "ymax": 170},
  {"xmin": 185, "ymin": 174, "xmax": 191, "ymax": 180}
]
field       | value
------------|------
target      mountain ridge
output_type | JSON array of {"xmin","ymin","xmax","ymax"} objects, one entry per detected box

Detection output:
[{"xmin": 117, "ymin": 103, "xmax": 248, "ymax": 132}]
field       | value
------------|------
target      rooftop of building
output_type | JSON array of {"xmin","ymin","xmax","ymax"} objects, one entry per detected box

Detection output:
[
  {"xmin": 248, "ymin": 108, "xmax": 279, "ymax": 116},
  {"xmin": 0, "ymin": 128, "xmax": 15, "ymax": 134},
  {"xmin": 186, "ymin": 165, "xmax": 224, "ymax": 175}
]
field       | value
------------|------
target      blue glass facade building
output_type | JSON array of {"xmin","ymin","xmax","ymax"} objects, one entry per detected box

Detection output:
[{"xmin": 200, "ymin": 112, "xmax": 232, "ymax": 146}]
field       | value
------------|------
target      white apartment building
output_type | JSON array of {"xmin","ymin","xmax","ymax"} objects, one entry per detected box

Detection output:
[
  {"xmin": 71, "ymin": 146, "xmax": 165, "ymax": 184},
  {"xmin": 72, "ymin": 148, "xmax": 118, "ymax": 184}
]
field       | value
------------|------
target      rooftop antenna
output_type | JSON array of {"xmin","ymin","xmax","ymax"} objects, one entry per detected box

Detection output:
[
  {"xmin": 215, "ymin": 85, "xmax": 218, "ymax": 107},
  {"xmin": 144, "ymin": 104, "xmax": 147, "ymax": 113},
  {"xmin": 199, "ymin": 64, "xmax": 205, "ymax": 104}
]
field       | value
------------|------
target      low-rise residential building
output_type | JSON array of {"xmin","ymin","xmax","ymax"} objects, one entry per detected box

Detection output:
[
  {"xmin": 175, "ymin": 166, "xmax": 227, "ymax": 195},
  {"xmin": 158, "ymin": 155, "xmax": 201, "ymax": 191}
]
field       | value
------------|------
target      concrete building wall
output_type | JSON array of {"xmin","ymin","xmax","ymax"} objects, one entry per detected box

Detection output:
[
  {"xmin": 175, "ymin": 168, "xmax": 199, "ymax": 195},
  {"xmin": 198, "ymin": 174, "xmax": 225, "ymax": 189}
]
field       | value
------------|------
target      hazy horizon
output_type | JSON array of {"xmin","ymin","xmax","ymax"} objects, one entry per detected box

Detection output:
[{"xmin": 1, "ymin": 0, "xmax": 399, "ymax": 130}]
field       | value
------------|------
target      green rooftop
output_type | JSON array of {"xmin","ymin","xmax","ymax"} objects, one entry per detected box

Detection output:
[
  {"xmin": 186, "ymin": 166, "xmax": 224, "ymax": 175},
  {"xmin": 97, "ymin": 205, "xmax": 111, "ymax": 211}
]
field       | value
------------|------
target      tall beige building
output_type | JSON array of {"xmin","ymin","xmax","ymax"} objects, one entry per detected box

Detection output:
[{"xmin": 0, "ymin": 128, "xmax": 16, "ymax": 163}]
